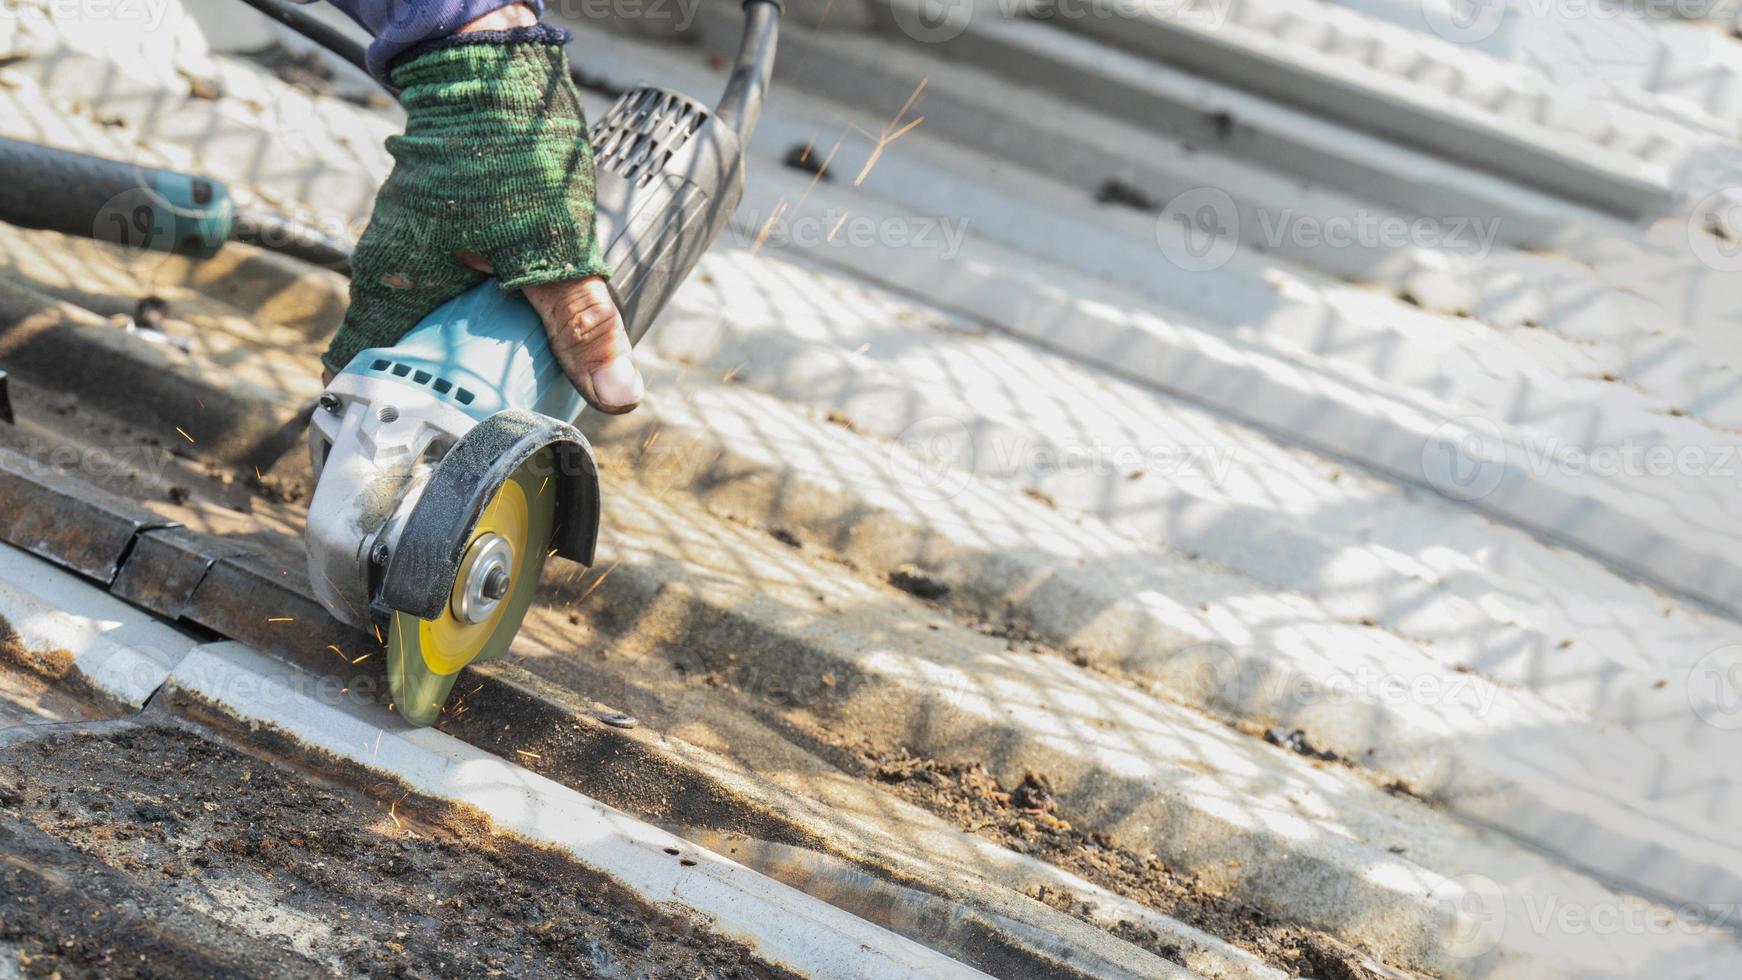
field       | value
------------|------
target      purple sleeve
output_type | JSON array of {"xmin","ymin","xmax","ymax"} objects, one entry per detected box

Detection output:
[{"xmin": 300, "ymin": 0, "xmax": 546, "ymax": 81}]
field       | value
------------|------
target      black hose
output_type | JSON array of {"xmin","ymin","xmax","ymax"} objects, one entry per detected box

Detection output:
[
  {"xmin": 232, "ymin": 0, "xmax": 388, "ymax": 95},
  {"xmin": 232, "ymin": 207, "xmax": 354, "ymax": 275}
]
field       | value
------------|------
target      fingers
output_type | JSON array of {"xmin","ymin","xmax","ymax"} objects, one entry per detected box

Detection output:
[
  {"xmin": 522, "ymin": 275, "xmax": 644, "ymax": 414},
  {"xmin": 454, "ymin": 250, "xmax": 493, "ymax": 275}
]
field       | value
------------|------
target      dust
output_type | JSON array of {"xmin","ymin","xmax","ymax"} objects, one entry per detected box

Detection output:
[
  {"xmin": 0, "ymin": 712, "xmax": 799, "ymax": 979},
  {"xmin": 858, "ymin": 746, "xmax": 1414, "ymax": 980}
]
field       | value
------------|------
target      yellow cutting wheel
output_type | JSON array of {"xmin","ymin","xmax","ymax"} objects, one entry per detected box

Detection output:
[{"xmin": 386, "ymin": 448, "xmax": 557, "ymax": 726}]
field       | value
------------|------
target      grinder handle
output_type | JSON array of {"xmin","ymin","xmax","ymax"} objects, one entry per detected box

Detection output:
[{"xmin": 714, "ymin": 0, "xmax": 783, "ymax": 140}]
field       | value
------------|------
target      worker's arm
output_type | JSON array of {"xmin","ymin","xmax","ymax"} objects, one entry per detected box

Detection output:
[{"xmin": 316, "ymin": 1, "xmax": 643, "ymax": 415}]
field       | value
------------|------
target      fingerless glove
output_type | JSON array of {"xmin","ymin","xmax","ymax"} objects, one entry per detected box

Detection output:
[{"xmin": 325, "ymin": 26, "xmax": 610, "ymax": 374}]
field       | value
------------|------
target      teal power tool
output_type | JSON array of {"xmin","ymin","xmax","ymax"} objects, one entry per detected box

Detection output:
[
  {"xmin": 304, "ymin": 2, "xmax": 781, "ymax": 724},
  {"xmin": 0, "ymin": 137, "xmax": 353, "ymax": 273}
]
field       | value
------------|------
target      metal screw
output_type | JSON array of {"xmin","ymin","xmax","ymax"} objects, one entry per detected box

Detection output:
[
  {"xmin": 318, "ymin": 392, "xmax": 342, "ymax": 413},
  {"xmin": 480, "ymin": 566, "xmax": 510, "ymax": 601},
  {"xmin": 370, "ymin": 542, "xmax": 390, "ymax": 565}
]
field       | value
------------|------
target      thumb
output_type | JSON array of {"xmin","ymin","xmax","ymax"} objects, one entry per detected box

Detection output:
[{"xmin": 522, "ymin": 276, "xmax": 644, "ymax": 415}]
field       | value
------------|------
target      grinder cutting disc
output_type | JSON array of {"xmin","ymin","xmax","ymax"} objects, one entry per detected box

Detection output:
[{"xmin": 386, "ymin": 447, "xmax": 557, "ymax": 726}]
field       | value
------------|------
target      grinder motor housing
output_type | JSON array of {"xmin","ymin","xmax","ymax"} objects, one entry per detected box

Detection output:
[{"xmin": 305, "ymin": 1, "xmax": 781, "ymax": 635}]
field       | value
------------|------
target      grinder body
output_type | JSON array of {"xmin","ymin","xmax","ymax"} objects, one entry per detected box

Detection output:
[{"xmin": 304, "ymin": 5, "xmax": 779, "ymax": 725}]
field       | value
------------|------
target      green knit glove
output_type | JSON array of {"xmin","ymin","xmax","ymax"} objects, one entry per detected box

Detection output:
[{"xmin": 323, "ymin": 32, "xmax": 611, "ymax": 375}]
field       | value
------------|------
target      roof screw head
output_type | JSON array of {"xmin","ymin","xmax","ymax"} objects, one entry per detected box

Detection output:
[
  {"xmin": 370, "ymin": 542, "xmax": 390, "ymax": 565},
  {"xmin": 318, "ymin": 392, "xmax": 342, "ymax": 413}
]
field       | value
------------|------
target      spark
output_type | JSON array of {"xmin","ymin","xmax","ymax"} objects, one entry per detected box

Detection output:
[
  {"xmin": 267, "ymin": 616, "xmax": 294, "ymax": 623},
  {"xmin": 326, "ymin": 644, "xmax": 346, "ymax": 659},
  {"xmin": 538, "ymin": 476, "xmax": 550, "ymax": 498},
  {"xmin": 373, "ymin": 624, "xmax": 384, "ymax": 645},
  {"xmin": 352, "ymin": 653, "xmax": 372, "ymax": 665},
  {"xmin": 720, "ymin": 363, "xmax": 744, "ymax": 384},
  {"xmin": 175, "ymin": 427, "xmax": 195, "ymax": 443},
  {"xmin": 640, "ymin": 428, "xmax": 662, "ymax": 454},
  {"xmin": 750, "ymin": 199, "xmax": 788, "ymax": 256},
  {"xmin": 579, "ymin": 560, "xmax": 621, "ymax": 601},
  {"xmin": 829, "ymin": 213, "xmax": 851, "ymax": 242},
  {"xmin": 515, "ymin": 750, "xmax": 542, "ymax": 760},
  {"xmin": 388, "ymin": 799, "xmax": 402, "ymax": 829},
  {"xmin": 315, "ymin": 567, "xmax": 359, "ymax": 619},
  {"xmin": 800, "ymin": 135, "xmax": 846, "ymax": 205},
  {"xmin": 855, "ymin": 80, "xmax": 927, "ymax": 187}
]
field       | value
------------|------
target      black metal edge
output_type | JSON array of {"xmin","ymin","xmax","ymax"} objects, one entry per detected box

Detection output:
[
  {"xmin": 110, "ymin": 526, "xmax": 245, "ymax": 623},
  {"xmin": 0, "ymin": 447, "xmax": 177, "ymax": 584},
  {"xmin": 379, "ymin": 409, "xmax": 600, "ymax": 621}
]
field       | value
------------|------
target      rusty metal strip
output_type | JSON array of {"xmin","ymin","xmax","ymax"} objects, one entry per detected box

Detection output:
[
  {"xmin": 111, "ymin": 525, "xmax": 243, "ymax": 623},
  {"xmin": 184, "ymin": 547, "xmax": 379, "ymax": 678},
  {"xmin": 0, "ymin": 447, "xmax": 175, "ymax": 583}
]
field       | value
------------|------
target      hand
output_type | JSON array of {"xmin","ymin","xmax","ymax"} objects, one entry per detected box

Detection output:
[
  {"xmin": 318, "ymin": 8, "xmax": 641, "ymax": 413},
  {"xmin": 455, "ymin": 253, "xmax": 643, "ymax": 413}
]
